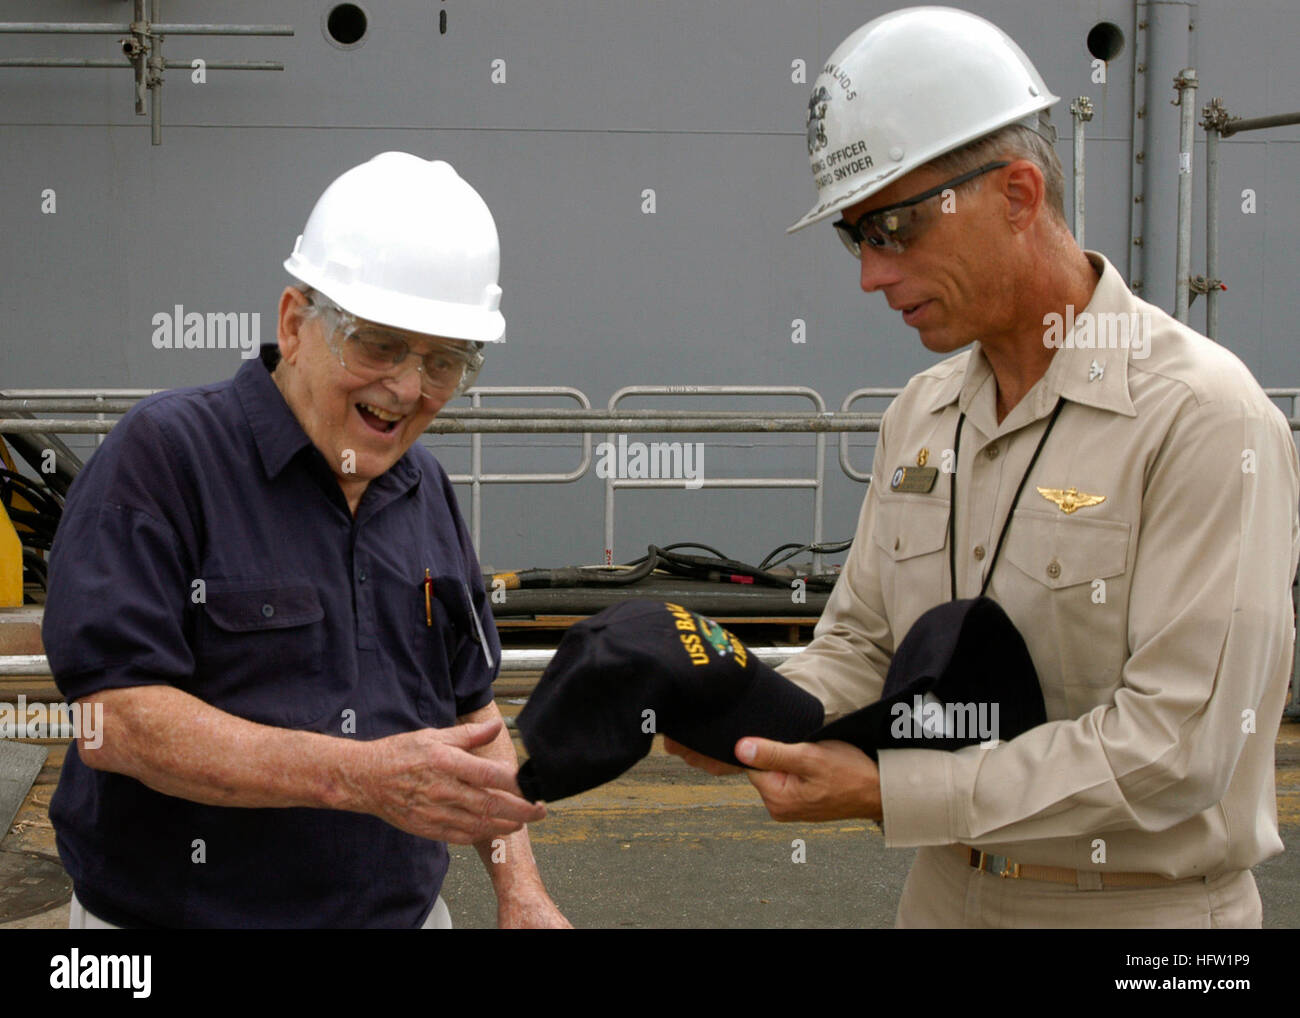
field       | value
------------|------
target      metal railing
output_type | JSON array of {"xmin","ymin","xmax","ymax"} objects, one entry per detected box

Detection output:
[
  {"xmin": 3, "ymin": 386, "xmax": 1298, "ymax": 715},
  {"xmin": 602, "ymin": 386, "xmax": 834, "ymax": 571},
  {"xmin": 0, "ymin": 389, "xmax": 885, "ymax": 558},
  {"xmin": 837, "ymin": 388, "xmax": 895, "ymax": 482},
  {"xmin": 441, "ymin": 387, "xmax": 593, "ymax": 553},
  {"xmin": 0, "ymin": 645, "xmax": 796, "ymax": 679}
]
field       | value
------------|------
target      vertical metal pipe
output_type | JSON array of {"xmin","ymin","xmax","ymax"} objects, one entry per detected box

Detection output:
[
  {"xmin": 1126, "ymin": 3, "xmax": 1149, "ymax": 293},
  {"xmin": 1139, "ymin": 2, "xmax": 1195, "ymax": 307},
  {"xmin": 149, "ymin": 0, "xmax": 162, "ymax": 145},
  {"xmin": 1204, "ymin": 121, "xmax": 1219, "ymax": 339},
  {"xmin": 1173, "ymin": 68, "xmax": 1197, "ymax": 323},
  {"xmin": 812, "ymin": 433, "xmax": 825, "ymax": 575},
  {"xmin": 603, "ymin": 431, "xmax": 615, "ymax": 565},
  {"xmin": 131, "ymin": 0, "xmax": 146, "ymax": 114},
  {"xmin": 1202, "ymin": 97, "xmax": 1230, "ymax": 341},
  {"xmin": 470, "ymin": 392, "xmax": 482, "ymax": 554},
  {"xmin": 1070, "ymin": 97, "xmax": 1094, "ymax": 247}
]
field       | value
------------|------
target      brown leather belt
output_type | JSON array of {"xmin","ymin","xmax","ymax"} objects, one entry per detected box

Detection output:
[{"xmin": 954, "ymin": 844, "xmax": 1198, "ymax": 889}]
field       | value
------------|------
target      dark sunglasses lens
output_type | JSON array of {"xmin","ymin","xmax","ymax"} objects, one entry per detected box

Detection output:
[{"xmin": 833, "ymin": 220, "xmax": 861, "ymax": 257}]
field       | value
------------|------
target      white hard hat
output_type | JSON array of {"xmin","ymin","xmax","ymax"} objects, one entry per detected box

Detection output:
[
  {"xmin": 284, "ymin": 151, "xmax": 505, "ymax": 343},
  {"xmin": 788, "ymin": 6, "xmax": 1060, "ymax": 234}
]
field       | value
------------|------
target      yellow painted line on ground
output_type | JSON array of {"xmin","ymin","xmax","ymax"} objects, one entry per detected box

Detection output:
[{"xmin": 528, "ymin": 819, "xmax": 880, "ymax": 845}]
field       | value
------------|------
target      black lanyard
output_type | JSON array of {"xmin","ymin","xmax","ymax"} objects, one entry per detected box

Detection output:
[{"xmin": 948, "ymin": 397, "xmax": 1065, "ymax": 602}]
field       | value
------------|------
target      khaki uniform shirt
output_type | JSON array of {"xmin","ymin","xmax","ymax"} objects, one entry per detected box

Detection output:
[{"xmin": 779, "ymin": 250, "xmax": 1300, "ymax": 878}]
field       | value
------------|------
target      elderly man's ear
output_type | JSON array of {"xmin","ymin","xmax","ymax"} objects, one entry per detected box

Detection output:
[{"xmin": 277, "ymin": 286, "xmax": 311, "ymax": 364}]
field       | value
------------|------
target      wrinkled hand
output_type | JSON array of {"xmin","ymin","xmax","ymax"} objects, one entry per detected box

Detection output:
[
  {"xmin": 350, "ymin": 720, "xmax": 546, "ymax": 844},
  {"xmin": 497, "ymin": 885, "xmax": 573, "ymax": 929},
  {"xmin": 661, "ymin": 736, "xmax": 744, "ymax": 775},
  {"xmin": 737, "ymin": 737, "xmax": 883, "ymax": 823}
]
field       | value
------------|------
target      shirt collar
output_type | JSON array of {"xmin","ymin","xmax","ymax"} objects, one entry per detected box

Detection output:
[
  {"xmin": 234, "ymin": 345, "xmax": 422, "ymax": 491},
  {"xmin": 924, "ymin": 250, "xmax": 1139, "ymax": 421}
]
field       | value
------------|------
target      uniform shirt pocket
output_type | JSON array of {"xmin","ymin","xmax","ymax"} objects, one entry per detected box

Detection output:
[
  {"xmin": 873, "ymin": 496, "xmax": 951, "ymax": 635},
  {"xmin": 194, "ymin": 579, "xmax": 333, "ymax": 727},
  {"xmin": 1000, "ymin": 510, "xmax": 1132, "ymax": 697}
]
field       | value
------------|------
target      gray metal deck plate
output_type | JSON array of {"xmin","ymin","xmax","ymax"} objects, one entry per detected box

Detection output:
[{"xmin": 0, "ymin": 741, "xmax": 48, "ymax": 842}]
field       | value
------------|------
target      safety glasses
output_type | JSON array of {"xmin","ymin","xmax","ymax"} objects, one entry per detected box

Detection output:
[
  {"xmin": 832, "ymin": 161, "xmax": 1009, "ymax": 256},
  {"xmin": 311, "ymin": 296, "xmax": 485, "ymax": 398}
]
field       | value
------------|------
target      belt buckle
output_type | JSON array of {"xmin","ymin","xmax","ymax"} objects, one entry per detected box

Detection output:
[{"xmin": 975, "ymin": 850, "xmax": 1021, "ymax": 879}]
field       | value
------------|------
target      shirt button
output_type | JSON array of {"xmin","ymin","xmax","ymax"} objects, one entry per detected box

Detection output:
[
  {"xmin": 973, "ymin": 545, "xmax": 986, "ymax": 560},
  {"xmin": 358, "ymin": 569, "xmax": 368, "ymax": 583},
  {"xmin": 1046, "ymin": 559, "xmax": 1061, "ymax": 579},
  {"xmin": 261, "ymin": 603, "xmax": 274, "ymax": 618},
  {"xmin": 985, "ymin": 444, "xmax": 1000, "ymax": 460},
  {"xmin": 894, "ymin": 538, "xmax": 901, "ymax": 551}
]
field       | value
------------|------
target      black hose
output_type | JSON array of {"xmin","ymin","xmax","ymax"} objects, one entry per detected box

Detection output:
[
  {"xmin": 486, "ymin": 539, "xmax": 850, "ymax": 594},
  {"xmin": 2, "ymin": 425, "xmax": 81, "ymax": 498},
  {"xmin": 21, "ymin": 549, "xmax": 47, "ymax": 589}
]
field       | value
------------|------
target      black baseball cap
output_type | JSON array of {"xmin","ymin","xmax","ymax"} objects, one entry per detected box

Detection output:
[
  {"xmin": 515, "ymin": 599, "xmax": 825, "ymax": 802},
  {"xmin": 810, "ymin": 596, "xmax": 1046, "ymax": 757}
]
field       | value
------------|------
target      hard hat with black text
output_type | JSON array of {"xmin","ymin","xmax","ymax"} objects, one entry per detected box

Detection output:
[{"xmin": 789, "ymin": 6, "xmax": 1060, "ymax": 234}]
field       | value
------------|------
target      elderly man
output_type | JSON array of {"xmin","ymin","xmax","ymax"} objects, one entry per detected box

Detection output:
[
  {"xmin": 43, "ymin": 152, "xmax": 568, "ymax": 929},
  {"xmin": 670, "ymin": 8, "xmax": 1300, "ymax": 928}
]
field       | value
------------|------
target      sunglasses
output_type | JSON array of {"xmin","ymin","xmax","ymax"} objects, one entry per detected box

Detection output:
[{"xmin": 832, "ymin": 161, "xmax": 1009, "ymax": 256}]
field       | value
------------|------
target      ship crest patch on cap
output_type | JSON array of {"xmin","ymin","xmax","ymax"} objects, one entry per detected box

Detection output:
[{"xmin": 664, "ymin": 602, "xmax": 749, "ymax": 669}]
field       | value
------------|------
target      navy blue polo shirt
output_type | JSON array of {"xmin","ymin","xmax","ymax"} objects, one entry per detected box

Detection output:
[{"xmin": 43, "ymin": 345, "xmax": 499, "ymax": 928}]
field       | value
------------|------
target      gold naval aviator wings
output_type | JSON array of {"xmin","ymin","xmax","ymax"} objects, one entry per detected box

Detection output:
[{"xmin": 1037, "ymin": 486, "xmax": 1106, "ymax": 514}]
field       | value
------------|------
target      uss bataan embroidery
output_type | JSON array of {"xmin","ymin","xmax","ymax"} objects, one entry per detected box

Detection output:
[{"xmin": 890, "ymin": 466, "xmax": 939, "ymax": 493}]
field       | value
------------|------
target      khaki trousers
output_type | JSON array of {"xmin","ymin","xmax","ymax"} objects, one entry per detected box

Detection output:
[{"xmin": 896, "ymin": 845, "xmax": 1262, "ymax": 928}]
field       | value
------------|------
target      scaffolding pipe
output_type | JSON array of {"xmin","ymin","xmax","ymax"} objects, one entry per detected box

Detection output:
[
  {"xmin": 0, "ymin": 59, "xmax": 132, "ymax": 67},
  {"xmin": 1070, "ymin": 97, "xmax": 1093, "ymax": 247},
  {"xmin": 0, "ymin": 22, "xmax": 292, "ymax": 36},
  {"xmin": 1203, "ymin": 99, "xmax": 1226, "ymax": 341},
  {"xmin": 0, "ymin": 59, "xmax": 290, "ymax": 72},
  {"xmin": 0, "ymin": 645, "xmax": 800, "ymax": 677},
  {"xmin": 1173, "ymin": 68, "xmax": 1198, "ymax": 323},
  {"xmin": 0, "ymin": 7, "xmax": 293, "ymax": 146},
  {"xmin": 0, "ymin": 23, "xmax": 134, "ymax": 33},
  {"xmin": 1126, "ymin": 4, "xmax": 1150, "ymax": 293},
  {"xmin": 1220, "ymin": 111, "xmax": 1300, "ymax": 137},
  {"xmin": 149, "ymin": 0, "xmax": 163, "ymax": 145}
]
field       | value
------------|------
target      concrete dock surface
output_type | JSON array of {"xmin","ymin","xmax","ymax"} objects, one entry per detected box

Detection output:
[{"xmin": 4, "ymin": 719, "xmax": 1298, "ymax": 929}]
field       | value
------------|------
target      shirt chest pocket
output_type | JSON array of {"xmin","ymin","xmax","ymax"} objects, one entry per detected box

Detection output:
[
  {"xmin": 999, "ymin": 511, "xmax": 1132, "ymax": 695},
  {"xmin": 873, "ymin": 496, "xmax": 951, "ymax": 634},
  {"xmin": 194, "ymin": 580, "xmax": 334, "ymax": 727}
]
